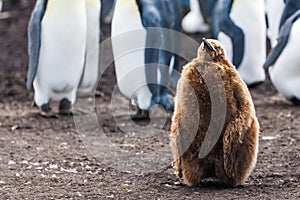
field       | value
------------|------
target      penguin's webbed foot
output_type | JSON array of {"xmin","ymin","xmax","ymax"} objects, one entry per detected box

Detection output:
[
  {"xmin": 247, "ymin": 81, "xmax": 263, "ymax": 89},
  {"xmin": 40, "ymin": 103, "xmax": 58, "ymax": 118},
  {"xmin": 95, "ymin": 90, "xmax": 104, "ymax": 98},
  {"xmin": 201, "ymin": 177, "xmax": 223, "ymax": 187},
  {"xmin": 131, "ymin": 107, "xmax": 150, "ymax": 121},
  {"xmin": 157, "ymin": 93, "xmax": 174, "ymax": 112},
  {"xmin": 289, "ymin": 96, "xmax": 300, "ymax": 106},
  {"xmin": 59, "ymin": 98, "xmax": 72, "ymax": 116}
]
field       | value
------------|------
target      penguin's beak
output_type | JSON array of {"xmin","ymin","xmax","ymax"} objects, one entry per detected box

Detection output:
[{"xmin": 202, "ymin": 38, "xmax": 215, "ymax": 52}]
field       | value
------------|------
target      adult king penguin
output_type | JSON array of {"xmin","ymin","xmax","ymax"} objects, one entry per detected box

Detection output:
[
  {"xmin": 77, "ymin": 0, "xmax": 101, "ymax": 96},
  {"xmin": 111, "ymin": 0, "xmax": 181, "ymax": 120},
  {"xmin": 27, "ymin": 0, "xmax": 92, "ymax": 115},
  {"xmin": 264, "ymin": 1, "xmax": 300, "ymax": 105},
  {"xmin": 212, "ymin": 0, "xmax": 266, "ymax": 87}
]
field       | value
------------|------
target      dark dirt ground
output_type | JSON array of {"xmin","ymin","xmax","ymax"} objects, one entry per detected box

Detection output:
[{"xmin": 0, "ymin": 2, "xmax": 299, "ymax": 199}]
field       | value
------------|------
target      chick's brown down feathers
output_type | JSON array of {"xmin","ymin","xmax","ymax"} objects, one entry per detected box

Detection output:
[{"xmin": 170, "ymin": 39, "xmax": 259, "ymax": 187}]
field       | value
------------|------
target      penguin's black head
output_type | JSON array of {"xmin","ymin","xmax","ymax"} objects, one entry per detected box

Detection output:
[{"xmin": 198, "ymin": 38, "xmax": 226, "ymax": 62}]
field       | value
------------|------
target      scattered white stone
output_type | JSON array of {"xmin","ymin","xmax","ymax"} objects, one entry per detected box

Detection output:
[
  {"xmin": 15, "ymin": 173, "xmax": 20, "ymax": 177},
  {"xmin": 42, "ymin": 161, "xmax": 49, "ymax": 165},
  {"xmin": 0, "ymin": 181, "xmax": 5, "ymax": 184},
  {"xmin": 8, "ymin": 160, "xmax": 16, "ymax": 165},
  {"xmin": 60, "ymin": 167, "xmax": 77, "ymax": 173},
  {"xmin": 262, "ymin": 135, "xmax": 280, "ymax": 140},
  {"xmin": 26, "ymin": 165, "xmax": 32, "ymax": 169},
  {"xmin": 33, "ymin": 162, "xmax": 40, "ymax": 166},
  {"xmin": 35, "ymin": 167, "xmax": 43, "ymax": 170},
  {"xmin": 20, "ymin": 160, "xmax": 28, "ymax": 164},
  {"xmin": 87, "ymin": 171, "xmax": 98, "ymax": 175},
  {"xmin": 11, "ymin": 125, "xmax": 19, "ymax": 131},
  {"xmin": 76, "ymin": 192, "xmax": 82, "ymax": 197},
  {"xmin": 41, "ymin": 174, "xmax": 46, "ymax": 178},
  {"xmin": 49, "ymin": 164, "xmax": 58, "ymax": 169},
  {"xmin": 51, "ymin": 174, "xmax": 57, "ymax": 178},
  {"xmin": 85, "ymin": 165, "xmax": 92, "ymax": 170}
]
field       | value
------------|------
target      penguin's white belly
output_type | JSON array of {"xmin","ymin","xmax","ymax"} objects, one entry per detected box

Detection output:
[
  {"xmin": 34, "ymin": 0, "xmax": 87, "ymax": 104},
  {"xmin": 111, "ymin": 1, "xmax": 152, "ymax": 110},
  {"xmin": 0, "ymin": 0, "xmax": 3, "ymax": 12},
  {"xmin": 78, "ymin": 0, "xmax": 101, "ymax": 95},
  {"xmin": 181, "ymin": 0, "xmax": 209, "ymax": 33},
  {"xmin": 218, "ymin": 32, "xmax": 233, "ymax": 62},
  {"xmin": 229, "ymin": 0, "xmax": 266, "ymax": 84},
  {"xmin": 265, "ymin": 0, "xmax": 285, "ymax": 47},
  {"xmin": 269, "ymin": 20, "xmax": 300, "ymax": 99}
]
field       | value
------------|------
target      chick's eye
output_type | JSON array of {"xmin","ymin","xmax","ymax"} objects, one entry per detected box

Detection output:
[{"xmin": 215, "ymin": 47, "xmax": 222, "ymax": 54}]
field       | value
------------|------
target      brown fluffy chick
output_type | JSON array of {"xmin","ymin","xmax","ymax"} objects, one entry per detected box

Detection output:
[{"xmin": 170, "ymin": 38, "xmax": 259, "ymax": 187}]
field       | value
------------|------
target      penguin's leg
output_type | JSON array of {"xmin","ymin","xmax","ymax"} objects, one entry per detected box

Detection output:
[
  {"xmin": 40, "ymin": 103, "xmax": 58, "ymax": 118},
  {"xmin": 156, "ymin": 29, "xmax": 176, "ymax": 111},
  {"xmin": 145, "ymin": 49, "xmax": 159, "ymax": 97},
  {"xmin": 168, "ymin": 18, "xmax": 182, "ymax": 91},
  {"xmin": 59, "ymin": 91, "xmax": 76, "ymax": 116},
  {"xmin": 33, "ymin": 87, "xmax": 56, "ymax": 117},
  {"xmin": 169, "ymin": 54, "xmax": 181, "ymax": 90},
  {"xmin": 145, "ymin": 30, "xmax": 160, "ymax": 105},
  {"xmin": 40, "ymin": 103, "xmax": 51, "ymax": 114},
  {"xmin": 59, "ymin": 98, "xmax": 72, "ymax": 115},
  {"xmin": 289, "ymin": 96, "xmax": 300, "ymax": 105},
  {"xmin": 157, "ymin": 48, "xmax": 174, "ymax": 112},
  {"xmin": 131, "ymin": 106, "xmax": 150, "ymax": 121}
]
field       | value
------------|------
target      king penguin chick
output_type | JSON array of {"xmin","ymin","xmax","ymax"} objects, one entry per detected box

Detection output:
[{"xmin": 170, "ymin": 38, "xmax": 259, "ymax": 187}]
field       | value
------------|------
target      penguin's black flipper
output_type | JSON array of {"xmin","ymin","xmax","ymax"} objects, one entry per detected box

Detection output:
[
  {"xmin": 136, "ymin": 0, "xmax": 180, "ymax": 111},
  {"xmin": 289, "ymin": 96, "xmax": 300, "ymax": 106},
  {"xmin": 27, "ymin": 0, "xmax": 48, "ymax": 90},
  {"xmin": 198, "ymin": 0, "xmax": 216, "ymax": 24},
  {"xmin": 100, "ymin": 0, "xmax": 116, "ymax": 24},
  {"xmin": 180, "ymin": 0, "xmax": 190, "ymax": 16},
  {"xmin": 264, "ymin": 10, "xmax": 300, "ymax": 70},
  {"xmin": 136, "ymin": 0, "xmax": 163, "ymax": 99},
  {"xmin": 212, "ymin": 0, "xmax": 244, "ymax": 68},
  {"xmin": 279, "ymin": 0, "xmax": 300, "ymax": 28}
]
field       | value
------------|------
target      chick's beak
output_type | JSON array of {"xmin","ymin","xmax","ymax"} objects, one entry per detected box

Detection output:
[{"xmin": 202, "ymin": 38, "xmax": 215, "ymax": 52}]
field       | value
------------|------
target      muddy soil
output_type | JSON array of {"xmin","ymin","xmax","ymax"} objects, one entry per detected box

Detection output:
[{"xmin": 0, "ymin": 2, "xmax": 299, "ymax": 199}]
